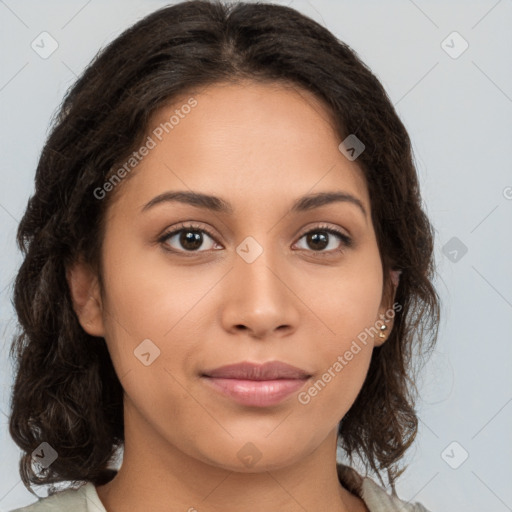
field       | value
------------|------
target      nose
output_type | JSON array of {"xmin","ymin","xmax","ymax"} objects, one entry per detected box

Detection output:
[{"xmin": 220, "ymin": 246, "xmax": 300, "ymax": 340}]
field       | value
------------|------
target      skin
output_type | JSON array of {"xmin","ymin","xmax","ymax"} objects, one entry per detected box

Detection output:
[{"xmin": 68, "ymin": 80, "xmax": 398, "ymax": 512}]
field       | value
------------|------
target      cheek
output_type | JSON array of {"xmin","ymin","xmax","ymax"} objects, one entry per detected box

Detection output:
[
  {"xmin": 97, "ymin": 236, "xmax": 205, "ymax": 443},
  {"xmin": 100, "ymin": 229, "xmax": 217, "ymax": 342},
  {"xmin": 295, "ymin": 294, "xmax": 377, "ymax": 433},
  {"xmin": 96, "ymin": 232, "xmax": 202, "ymax": 395},
  {"xmin": 292, "ymin": 254, "xmax": 382, "ymax": 418},
  {"xmin": 296, "ymin": 250, "xmax": 384, "ymax": 345},
  {"xmin": 298, "ymin": 340, "xmax": 373, "ymax": 413},
  {"xmin": 296, "ymin": 281, "xmax": 379, "ymax": 423}
]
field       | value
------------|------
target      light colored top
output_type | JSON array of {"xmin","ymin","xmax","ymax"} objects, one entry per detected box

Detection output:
[{"xmin": 10, "ymin": 465, "xmax": 432, "ymax": 512}]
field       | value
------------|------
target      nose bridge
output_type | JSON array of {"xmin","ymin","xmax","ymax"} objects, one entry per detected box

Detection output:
[
  {"xmin": 222, "ymin": 233, "xmax": 299, "ymax": 337},
  {"xmin": 235, "ymin": 234, "xmax": 284, "ymax": 306}
]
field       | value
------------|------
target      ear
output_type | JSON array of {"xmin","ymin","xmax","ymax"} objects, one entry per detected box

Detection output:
[
  {"xmin": 374, "ymin": 269, "xmax": 401, "ymax": 347},
  {"xmin": 66, "ymin": 259, "xmax": 105, "ymax": 337}
]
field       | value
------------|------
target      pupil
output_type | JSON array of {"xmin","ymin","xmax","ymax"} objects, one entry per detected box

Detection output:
[
  {"xmin": 309, "ymin": 232, "xmax": 328, "ymax": 250},
  {"xmin": 181, "ymin": 231, "xmax": 202, "ymax": 250}
]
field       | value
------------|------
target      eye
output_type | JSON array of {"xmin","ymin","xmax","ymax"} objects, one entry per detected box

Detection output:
[
  {"xmin": 158, "ymin": 223, "xmax": 221, "ymax": 253},
  {"xmin": 158, "ymin": 222, "xmax": 352, "ymax": 256},
  {"xmin": 294, "ymin": 225, "xmax": 352, "ymax": 255}
]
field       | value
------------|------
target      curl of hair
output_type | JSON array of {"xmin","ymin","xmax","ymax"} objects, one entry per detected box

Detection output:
[{"xmin": 9, "ymin": 0, "xmax": 440, "ymax": 495}]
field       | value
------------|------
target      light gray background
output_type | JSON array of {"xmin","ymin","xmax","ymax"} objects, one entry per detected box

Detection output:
[{"xmin": 1, "ymin": 1, "xmax": 511, "ymax": 511}]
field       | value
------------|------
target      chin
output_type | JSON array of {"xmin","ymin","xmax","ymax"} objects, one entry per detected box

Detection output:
[{"xmin": 195, "ymin": 436, "xmax": 314, "ymax": 474}]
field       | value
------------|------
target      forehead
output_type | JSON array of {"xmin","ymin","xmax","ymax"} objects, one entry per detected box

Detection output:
[
  {"xmin": 109, "ymin": 80, "xmax": 370, "ymax": 216},
  {"xmin": 150, "ymin": 79, "xmax": 341, "ymax": 155}
]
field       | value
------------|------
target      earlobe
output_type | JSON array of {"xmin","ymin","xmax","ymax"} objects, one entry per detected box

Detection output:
[
  {"xmin": 374, "ymin": 269, "xmax": 401, "ymax": 346},
  {"xmin": 66, "ymin": 259, "xmax": 105, "ymax": 337},
  {"xmin": 374, "ymin": 312, "xmax": 393, "ymax": 347},
  {"xmin": 390, "ymin": 269, "xmax": 401, "ymax": 288}
]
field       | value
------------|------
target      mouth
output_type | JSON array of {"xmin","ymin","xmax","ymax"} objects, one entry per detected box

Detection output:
[{"xmin": 200, "ymin": 361, "xmax": 311, "ymax": 407}]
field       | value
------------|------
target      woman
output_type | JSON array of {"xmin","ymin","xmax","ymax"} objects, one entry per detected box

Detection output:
[{"xmin": 8, "ymin": 1, "xmax": 440, "ymax": 510}]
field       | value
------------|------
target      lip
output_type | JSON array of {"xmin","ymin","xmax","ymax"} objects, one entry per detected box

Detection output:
[{"xmin": 201, "ymin": 361, "xmax": 311, "ymax": 407}]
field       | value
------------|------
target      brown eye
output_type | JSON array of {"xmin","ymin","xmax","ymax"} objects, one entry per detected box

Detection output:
[
  {"xmin": 176, "ymin": 230, "xmax": 204, "ymax": 251},
  {"xmin": 159, "ymin": 224, "xmax": 220, "ymax": 253},
  {"xmin": 295, "ymin": 226, "xmax": 352, "ymax": 254},
  {"xmin": 306, "ymin": 231, "xmax": 329, "ymax": 251}
]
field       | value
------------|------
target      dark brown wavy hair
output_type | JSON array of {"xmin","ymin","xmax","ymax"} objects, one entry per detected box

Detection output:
[{"xmin": 8, "ymin": 0, "xmax": 440, "ymax": 496}]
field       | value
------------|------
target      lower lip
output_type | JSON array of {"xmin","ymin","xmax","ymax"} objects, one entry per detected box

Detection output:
[{"xmin": 202, "ymin": 377, "xmax": 309, "ymax": 407}]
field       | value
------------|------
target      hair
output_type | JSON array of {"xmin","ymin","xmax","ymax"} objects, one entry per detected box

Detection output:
[{"xmin": 8, "ymin": 0, "xmax": 440, "ymax": 496}]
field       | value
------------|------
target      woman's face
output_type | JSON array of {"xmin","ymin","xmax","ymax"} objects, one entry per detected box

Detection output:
[{"xmin": 73, "ymin": 80, "xmax": 395, "ymax": 472}]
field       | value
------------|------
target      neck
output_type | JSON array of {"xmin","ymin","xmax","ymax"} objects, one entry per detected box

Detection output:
[{"xmin": 96, "ymin": 407, "xmax": 367, "ymax": 512}]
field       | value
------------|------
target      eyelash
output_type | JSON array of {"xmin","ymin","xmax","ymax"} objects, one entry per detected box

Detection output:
[{"xmin": 157, "ymin": 222, "xmax": 353, "ymax": 257}]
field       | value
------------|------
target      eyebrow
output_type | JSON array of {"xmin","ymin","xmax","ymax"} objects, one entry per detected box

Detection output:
[{"xmin": 141, "ymin": 190, "xmax": 367, "ymax": 218}]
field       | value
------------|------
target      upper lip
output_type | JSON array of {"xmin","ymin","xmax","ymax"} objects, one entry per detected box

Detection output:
[{"xmin": 202, "ymin": 361, "xmax": 311, "ymax": 380}]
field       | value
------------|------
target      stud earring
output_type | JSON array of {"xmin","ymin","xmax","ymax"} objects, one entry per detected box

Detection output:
[{"xmin": 378, "ymin": 324, "xmax": 388, "ymax": 339}]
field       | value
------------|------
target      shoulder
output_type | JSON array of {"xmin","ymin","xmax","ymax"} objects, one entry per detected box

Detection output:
[
  {"xmin": 337, "ymin": 464, "xmax": 432, "ymax": 512},
  {"xmin": 361, "ymin": 477, "xmax": 431, "ymax": 511},
  {"xmin": 8, "ymin": 484, "xmax": 89, "ymax": 512}
]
